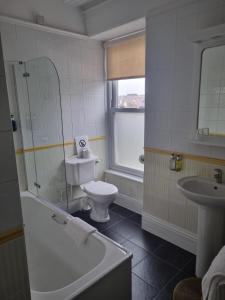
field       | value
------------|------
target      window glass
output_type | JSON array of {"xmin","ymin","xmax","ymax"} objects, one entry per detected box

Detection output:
[
  {"xmin": 117, "ymin": 78, "xmax": 145, "ymax": 108},
  {"xmin": 114, "ymin": 112, "xmax": 144, "ymax": 171}
]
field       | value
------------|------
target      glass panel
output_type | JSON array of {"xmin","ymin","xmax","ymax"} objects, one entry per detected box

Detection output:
[
  {"xmin": 14, "ymin": 64, "xmax": 38, "ymax": 196},
  {"xmin": 114, "ymin": 112, "xmax": 144, "ymax": 171},
  {"xmin": 25, "ymin": 58, "xmax": 68, "ymax": 209},
  {"xmin": 117, "ymin": 78, "xmax": 145, "ymax": 108},
  {"xmin": 198, "ymin": 45, "xmax": 225, "ymax": 136}
]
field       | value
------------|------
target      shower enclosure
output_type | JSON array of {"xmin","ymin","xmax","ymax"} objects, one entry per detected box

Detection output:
[{"xmin": 14, "ymin": 57, "xmax": 68, "ymax": 210}]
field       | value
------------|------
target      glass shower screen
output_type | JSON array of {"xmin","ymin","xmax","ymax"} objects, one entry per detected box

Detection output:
[{"xmin": 14, "ymin": 57, "xmax": 68, "ymax": 210}]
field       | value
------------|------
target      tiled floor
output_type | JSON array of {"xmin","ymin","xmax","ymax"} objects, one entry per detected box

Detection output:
[{"xmin": 72, "ymin": 204, "xmax": 196, "ymax": 300}]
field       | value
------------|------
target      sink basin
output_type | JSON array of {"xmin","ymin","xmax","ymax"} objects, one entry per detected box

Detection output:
[
  {"xmin": 177, "ymin": 176, "xmax": 225, "ymax": 207},
  {"xmin": 177, "ymin": 176, "xmax": 225, "ymax": 278}
]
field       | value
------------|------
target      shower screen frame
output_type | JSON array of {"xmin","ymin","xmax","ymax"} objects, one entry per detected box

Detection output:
[{"xmin": 14, "ymin": 57, "xmax": 68, "ymax": 210}]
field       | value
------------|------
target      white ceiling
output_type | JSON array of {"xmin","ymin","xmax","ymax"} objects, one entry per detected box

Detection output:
[
  {"xmin": 92, "ymin": 18, "xmax": 145, "ymax": 41},
  {"xmin": 64, "ymin": 0, "xmax": 109, "ymax": 11}
]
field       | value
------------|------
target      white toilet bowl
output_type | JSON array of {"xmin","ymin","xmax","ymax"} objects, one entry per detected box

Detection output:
[
  {"xmin": 65, "ymin": 155, "xmax": 118, "ymax": 222},
  {"xmin": 82, "ymin": 181, "xmax": 118, "ymax": 222}
]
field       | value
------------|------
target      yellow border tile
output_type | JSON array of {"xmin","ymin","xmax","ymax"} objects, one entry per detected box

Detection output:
[
  {"xmin": 145, "ymin": 147, "xmax": 225, "ymax": 167},
  {"xmin": 0, "ymin": 226, "xmax": 24, "ymax": 245}
]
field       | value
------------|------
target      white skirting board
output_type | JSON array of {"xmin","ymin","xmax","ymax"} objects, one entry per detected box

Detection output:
[
  {"xmin": 115, "ymin": 193, "xmax": 143, "ymax": 214},
  {"xmin": 142, "ymin": 212, "xmax": 197, "ymax": 255}
]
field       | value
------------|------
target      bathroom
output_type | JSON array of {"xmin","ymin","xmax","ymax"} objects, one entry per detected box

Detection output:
[{"xmin": 1, "ymin": 0, "xmax": 225, "ymax": 299}]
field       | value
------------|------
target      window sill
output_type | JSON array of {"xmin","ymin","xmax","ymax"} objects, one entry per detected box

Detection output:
[{"xmin": 105, "ymin": 169, "xmax": 143, "ymax": 184}]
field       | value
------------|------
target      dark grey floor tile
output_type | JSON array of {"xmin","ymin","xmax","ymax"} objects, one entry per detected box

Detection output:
[
  {"xmin": 109, "ymin": 203, "xmax": 117, "ymax": 210},
  {"xmin": 182, "ymin": 257, "xmax": 196, "ymax": 276},
  {"xmin": 154, "ymin": 241, "xmax": 194, "ymax": 269},
  {"xmin": 101, "ymin": 228, "xmax": 127, "ymax": 244},
  {"xmin": 130, "ymin": 229, "xmax": 164, "ymax": 253},
  {"xmin": 72, "ymin": 210, "xmax": 123, "ymax": 232},
  {"xmin": 132, "ymin": 274, "xmax": 158, "ymax": 300},
  {"xmin": 133, "ymin": 256, "xmax": 179, "ymax": 290},
  {"xmin": 112, "ymin": 219, "xmax": 141, "ymax": 239},
  {"xmin": 87, "ymin": 211, "xmax": 124, "ymax": 232},
  {"xmin": 110, "ymin": 204, "xmax": 135, "ymax": 218},
  {"xmin": 128, "ymin": 213, "xmax": 142, "ymax": 226},
  {"xmin": 72, "ymin": 210, "xmax": 90, "ymax": 222},
  {"xmin": 154, "ymin": 290, "xmax": 172, "ymax": 300},
  {"xmin": 122, "ymin": 240, "xmax": 148, "ymax": 267},
  {"xmin": 74, "ymin": 205, "xmax": 195, "ymax": 300}
]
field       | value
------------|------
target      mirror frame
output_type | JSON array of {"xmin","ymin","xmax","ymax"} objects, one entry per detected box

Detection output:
[{"xmin": 192, "ymin": 24, "xmax": 225, "ymax": 147}]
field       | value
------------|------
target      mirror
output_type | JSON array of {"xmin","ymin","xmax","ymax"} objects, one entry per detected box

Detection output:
[{"xmin": 198, "ymin": 45, "xmax": 225, "ymax": 136}]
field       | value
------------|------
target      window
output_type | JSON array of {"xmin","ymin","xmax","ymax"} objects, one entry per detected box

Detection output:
[
  {"xmin": 117, "ymin": 78, "xmax": 145, "ymax": 109},
  {"xmin": 106, "ymin": 33, "xmax": 145, "ymax": 176},
  {"xmin": 108, "ymin": 78, "xmax": 145, "ymax": 176}
]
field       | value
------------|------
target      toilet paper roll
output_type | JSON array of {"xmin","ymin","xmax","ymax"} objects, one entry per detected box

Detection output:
[{"xmin": 81, "ymin": 149, "xmax": 90, "ymax": 159}]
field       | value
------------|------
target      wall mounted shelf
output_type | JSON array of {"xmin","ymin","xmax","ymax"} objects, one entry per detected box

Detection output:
[
  {"xmin": 191, "ymin": 23, "xmax": 225, "ymax": 43},
  {"xmin": 0, "ymin": 15, "xmax": 89, "ymax": 40}
]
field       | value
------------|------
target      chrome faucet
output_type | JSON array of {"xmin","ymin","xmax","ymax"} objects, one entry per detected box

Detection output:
[{"xmin": 214, "ymin": 169, "xmax": 223, "ymax": 184}]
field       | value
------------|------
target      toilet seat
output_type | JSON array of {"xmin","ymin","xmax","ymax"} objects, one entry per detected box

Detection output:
[
  {"xmin": 81, "ymin": 181, "xmax": 118, "ymax": 223},
  {"xmin": 83, "ymin": 181, "xmax": 118, "ymax": 197}
]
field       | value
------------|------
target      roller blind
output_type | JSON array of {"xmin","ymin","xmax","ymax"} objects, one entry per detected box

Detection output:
[{"xmin": 106, "ymin": 34, "xmax": 145, "ymax": 81}]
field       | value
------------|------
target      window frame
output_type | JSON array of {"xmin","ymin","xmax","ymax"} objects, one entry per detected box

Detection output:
[{"xmin": 107, "ymin": 79, "xmax": 145, "ymax": 178}]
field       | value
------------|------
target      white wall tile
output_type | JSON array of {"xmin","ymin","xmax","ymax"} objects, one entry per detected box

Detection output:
[
  {"xmin": 147, "ymin": 68, "xmax": 174, "ymax": 113},
  {"xmin": 168, "ymin": 180, "xmax": 186, "ymax": 228},
  {"xmin": 15, "ymin": 27, "xmax": 39, "ymax": 61},
  {"xmin": 144, "ymin": 0, "xmax": 225, "ymax": 235},
  {"xmin": 15, "ymin": 154, "xmax": 27, "ymax": 191},
  {"xmin": 61, "ymin": 95, "xmax": 73, "ymax": 140},
  {"xmin": 148, "ymin": 129, "xmax": 171, "ymax": 150},
  {"xmin": 149, "ymin": 111, "xmax": 171, "ymax": 131},
  {"xmin": 146, "ymin": 191, "xmax": 169, "ymax": 221},
  {"xmin": 145, "ymin": 0, "xmax": 225, "ymax": 158},
  {"xmin": 147, "ymin": 11, "xmax": 177, "ymax": 70},
  {"xmin": 69, "ymin": 78, "xmax": 83, "ymax": 95},
  {"xmin": 170, "ymin": 131, "xmax": 191, "ymax": 153},
  {"xmin": 0, "ymin": 22, "xmax": 18, "ymax": 62},
  {"xmin": 143, "ymin": 152, "xmax": 202, "ymax": 233},
  {"xmin": 0, "ymin": 21, "xmax": 106, "ymax": 198},
  {"xmin": 105, "ymin": 171, "xmax": 143, "ymax": 204},
  {"xmin": 171, "ymin": 110, "xmax": 196, "ymax": 135}
]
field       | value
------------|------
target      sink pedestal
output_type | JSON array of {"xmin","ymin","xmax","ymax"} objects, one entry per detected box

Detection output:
[
  {"xmin": 177, "ymin": 176, "xmax": 225, "ymax": 278},
  {"xmin": 196, "ymin": 206, "xmax": 225, "ymax": 278}
]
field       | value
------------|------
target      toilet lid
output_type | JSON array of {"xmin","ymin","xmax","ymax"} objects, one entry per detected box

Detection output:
[{"xmin": 83, "ymin": 181, "xmax": 118, "ymax": 196}]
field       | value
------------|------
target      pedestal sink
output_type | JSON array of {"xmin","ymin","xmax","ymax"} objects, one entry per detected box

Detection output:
[{"xmin": 177, "ymin": 176, "xmax": 225, "ymax": 278}]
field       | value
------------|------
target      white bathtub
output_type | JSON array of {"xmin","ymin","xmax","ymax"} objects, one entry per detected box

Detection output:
[{"xmin": 21, "ymin": 192, "xmax": 132, "ymax": 300}]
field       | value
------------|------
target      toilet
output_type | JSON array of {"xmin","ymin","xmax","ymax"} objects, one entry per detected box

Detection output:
[{"xmin": 65, "ymin": 155, "xmax": 118, "ymax": 222}]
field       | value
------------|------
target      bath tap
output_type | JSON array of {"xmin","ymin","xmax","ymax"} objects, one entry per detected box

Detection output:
[{"xmin": 214, "ymin": 169, "xmax": 223, "ymax": 184}]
